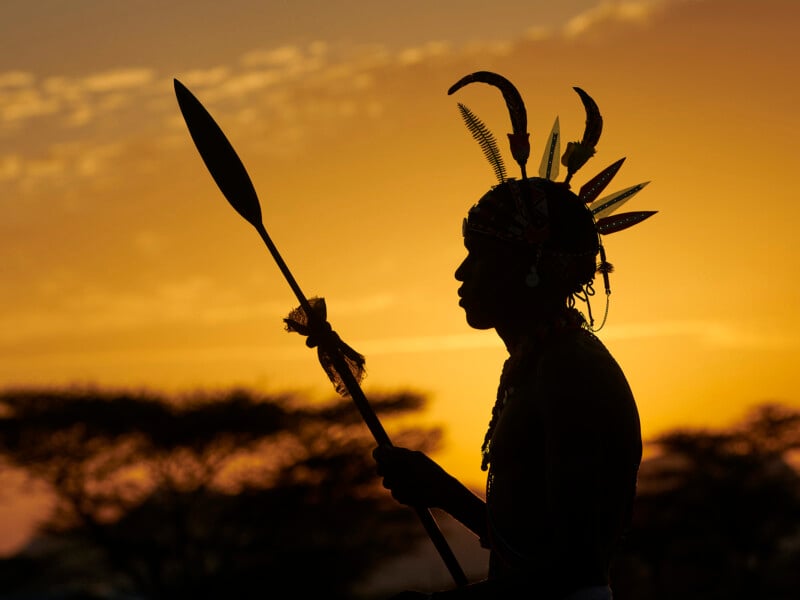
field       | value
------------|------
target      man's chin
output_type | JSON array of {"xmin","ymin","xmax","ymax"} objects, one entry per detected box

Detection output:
[{"xmin": 464, "ymin": 311, "xmax": 494, "ymax": 331}]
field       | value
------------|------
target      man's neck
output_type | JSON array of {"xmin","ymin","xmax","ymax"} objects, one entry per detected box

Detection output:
[{"xmin": 496, "ymin": 305, "xmax": 582, "ymax": 355}]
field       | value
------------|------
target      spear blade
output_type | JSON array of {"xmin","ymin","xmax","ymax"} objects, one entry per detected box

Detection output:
[{"xmin": 174, "ymin": 79, "xmax": 263, "ymax": 228}]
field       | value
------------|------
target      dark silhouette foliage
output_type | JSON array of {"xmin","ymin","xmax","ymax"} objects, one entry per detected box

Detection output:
[
  {"xmin": 1, "ymin": 388, "xmax": 798, "ymax": 599},
  {"xmin": 611, "ymin": 403, "xmax": 800, "ymax": 600},
  {"xmin": 0, "ymin": 386, "xmax": 439, "ymax": 599}
]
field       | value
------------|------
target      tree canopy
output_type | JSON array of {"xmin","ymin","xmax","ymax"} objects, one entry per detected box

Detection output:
[
  {"xmin": 611, "ymin": 403, "xmax": 800, "ymax": 600},
  {"xmin": 1, "ymin": 388, "xmax": 798, "ymax": 599},
  {"xmin": 0, "ymin": 386, "xmax": 441, "ymax": 598}
]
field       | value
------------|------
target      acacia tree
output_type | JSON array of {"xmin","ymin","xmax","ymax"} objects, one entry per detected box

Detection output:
[
  {"xmin": 611, "ymin": 403, "xmax": 800, "ymax": 600},
  {"xmin": 0, "ymin": 386, "xmax": 440, "ymax": 598}
]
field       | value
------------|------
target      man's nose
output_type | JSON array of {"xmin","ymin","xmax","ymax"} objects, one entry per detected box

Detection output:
[{"xmin": 454, "ymin": 257, "xmax": 468, "ymax": 281}]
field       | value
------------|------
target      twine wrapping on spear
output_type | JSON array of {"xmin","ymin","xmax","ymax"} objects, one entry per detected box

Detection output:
[{"xmin": 284, "ymin": 296, "xmax": 366, "ymax": 397}]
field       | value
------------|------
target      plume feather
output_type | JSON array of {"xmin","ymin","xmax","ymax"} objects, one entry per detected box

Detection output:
[{"xmin": 457, "ymin": 103, "xmax": 507, "ymax": 183}]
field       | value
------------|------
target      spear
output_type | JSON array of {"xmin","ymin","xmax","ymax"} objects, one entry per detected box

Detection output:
[{"xmin": 173, "ymin": 79, "xmax": 468, "ymax": 587}]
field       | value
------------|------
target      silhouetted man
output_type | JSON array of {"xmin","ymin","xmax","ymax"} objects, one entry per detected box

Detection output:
[{"xmin": 374, "ymin": 72, "xmax": 653, "ymax": 600}]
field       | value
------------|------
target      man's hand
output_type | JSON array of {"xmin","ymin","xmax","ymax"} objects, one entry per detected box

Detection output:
[{"xmin": 373, "ymin": 445, "xmax": 455, "ymax": 509}]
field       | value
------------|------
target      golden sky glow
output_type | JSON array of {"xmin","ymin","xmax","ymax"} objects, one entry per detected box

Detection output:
[{"xmin": 2, "ymin": 0, "xmax": 800, "ymax": 551}]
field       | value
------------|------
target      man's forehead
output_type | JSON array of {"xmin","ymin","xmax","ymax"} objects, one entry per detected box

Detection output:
[{"xmin": 463, "ymin": 231, "xmax": 524, "ymax": 258}]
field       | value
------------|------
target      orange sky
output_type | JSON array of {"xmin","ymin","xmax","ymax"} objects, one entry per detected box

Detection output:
[{"xmin": 2, "ymin": 0, "xmax": 800, "ymax": 552}]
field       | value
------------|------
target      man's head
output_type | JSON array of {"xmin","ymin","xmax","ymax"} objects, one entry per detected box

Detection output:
[
  {"xmin": 456, "ymin": 178, "xmax": 600, "ymax": 330},
  {"xmin": 450, "ymin": 71, "xmax": 655, "ymax": 332}
]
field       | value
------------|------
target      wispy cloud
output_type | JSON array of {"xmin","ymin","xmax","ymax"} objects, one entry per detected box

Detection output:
[
  {"xmin": 358, "ymin": 332, "xmax": 501, "ymax": 355},
  {"xmin": 351, "ymin": 319, "xmax": 800, "ymax": 357},
  {"xmin": 563, "ymin": 0, "xmax": 664, "ymax": 38},
  {"xmin": 0, "ymin": 5, "xmax": 687, "ymax": 195},
  {"xmin": 207, "ymin": 70, "xmax": 284, "ymax": 100},
  {"xmin": 81, "ymin": 68, "xmax": 155, "ymax": 93},
  {"xmin": 0, "ymin": 71, "xmax": 34, "ymax": 88},
  {"xmin": 603, "ymin": 319, "xmax": 800, "ymax": 350},
  {"xmin": 0, "ymin": 154, "xmax": 21, "ymax": 181},
  {"xmin": 178, "ymin": 66, "xmax": 231, "ymax": 88},
  {"xmin": 396, "ymin": 41, "xmax": 452, "ymax": 66},
  {"xmin": 0, "ymin": 139, "xmax": 123, "ymax": 194},
  {"xmin": 0, "ymin": 277, "xmax": 286, "ymax": 345},
  {"xmin": 241, "ymin": 44, "xmax": 316, "ymax": 67},
  {"xmin": 0, "ymin": 85, "xmax": 60, "ymax": 123}
]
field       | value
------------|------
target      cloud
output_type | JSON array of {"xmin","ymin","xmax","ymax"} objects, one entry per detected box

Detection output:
[
  {"xmin": 0, "ymin": 87, "xmax": 60, "ymax": 123},
  {"xmin": 241, "ymin": 45, "xmax": 306, "ymax": 67},
  {"xmin": 351, "ymin": 318, "xmax": 800, "ymax": 357},
  {"xmin": 602, "ymin": 319, "xmax": 800, "ymax": 349},
  {"xmin": 396, "ymin": 41, "xmax": 452, "ymax": 66},
  {"xmin": 179, "ymin": 66, "xmax": 231, "ymax": 88},
  {"xmin": 563, "ymin": 0, "xmax": 663, "ymax": 38},
  {"xmin": 0, "ymin": 150, "xmax": 69, "ymax": 193},
  {"xmin": 0, "ymin": 155, "xmax": 22, "ymax": 182},
  {"xmin": 211, "ymin": 70, "xmax": 284, "ymax": 99},
  {"xmin": 0, "ymin": 276, "xmax": 291, "ymax": 345},
  {"xmin": 81, "ymin": 67, "xmax": 155, "ymax": 93},
  {"xmin": 1, "ymin": 69, "xmax": 154, "ymax": 130},
  {"xmin": 22, "ymin": 157, "xmax": 67, "ymax": 187},
  {"xmin": 0, "ymin": 71, "xmax": 35, "ymax": 88},
  {"xmin": 72, "ymin": 141, "xmax": 124, "ymax": 178},
  {"xmin": 0, "ymin": 7, "xmax": 690, "ymax": 194},
  {"xmin": 358, "ymin": 332, "xmax": 500, "ymax": 355}
]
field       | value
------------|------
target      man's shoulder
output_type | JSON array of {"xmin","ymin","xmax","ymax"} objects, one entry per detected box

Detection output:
[
  {"xmin": 541, "ymin": 329, "xmax": 621, "ymax": 376},
  {"xmin": 536, "ymin": 329, "xmax": 637, "ymax": 415}
]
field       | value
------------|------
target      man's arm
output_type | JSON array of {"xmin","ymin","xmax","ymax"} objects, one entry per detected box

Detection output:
[{"xmin": 373, "ymin": 445, "xmax": 488, "ymax": 541}]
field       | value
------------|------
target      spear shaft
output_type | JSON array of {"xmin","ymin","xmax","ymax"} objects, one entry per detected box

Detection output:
[
  {"xmin": 173, "ymin": 79, "xmax": 467, "ymax": 587},
  {"xmin": 252, "ymin": 220, "xmax": 391, "ymax": 445}
]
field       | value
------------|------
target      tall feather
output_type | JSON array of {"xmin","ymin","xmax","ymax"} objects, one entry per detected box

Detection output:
[
  {"xmin": 457, "ymin": 103, "xmax": 507, "ymax": 183},
  {"xmin": 538, "ymin": 117, "xmax": 561, "ymax": 181}
]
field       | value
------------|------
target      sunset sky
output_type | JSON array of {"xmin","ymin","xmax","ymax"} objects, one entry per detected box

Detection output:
[{"xmin": 2, "ymin": 0, "xmax": 800, "ymax": 551}]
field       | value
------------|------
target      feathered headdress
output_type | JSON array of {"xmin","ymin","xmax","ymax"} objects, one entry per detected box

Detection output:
[{"xmin": 449, "ymin": 71, "xmax": 656, "ymax": 330}]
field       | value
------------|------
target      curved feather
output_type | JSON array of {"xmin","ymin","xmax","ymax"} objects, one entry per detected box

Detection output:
[
  {"xmin": 457, "ymin": 103, "xmax": 507, "ymax": 183},
  {"xmin": 574, "ymin": 87, "xmax": 603, "ymax": 148},
  {"xmin": 449, "ymin": 71, "xmax": 527, "ymax": 136},
  {"xmin": 449, "ymin": 71, "xmax": 529, "ymax": 174},
  {"xmin": 562, "ymin": 87, "xmax": 603, "ymax": 183}
]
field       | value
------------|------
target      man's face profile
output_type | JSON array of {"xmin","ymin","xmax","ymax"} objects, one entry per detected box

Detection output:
[{"xmin": 455, "ymin": 234, "xmax": 530, "ymax": 330}]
